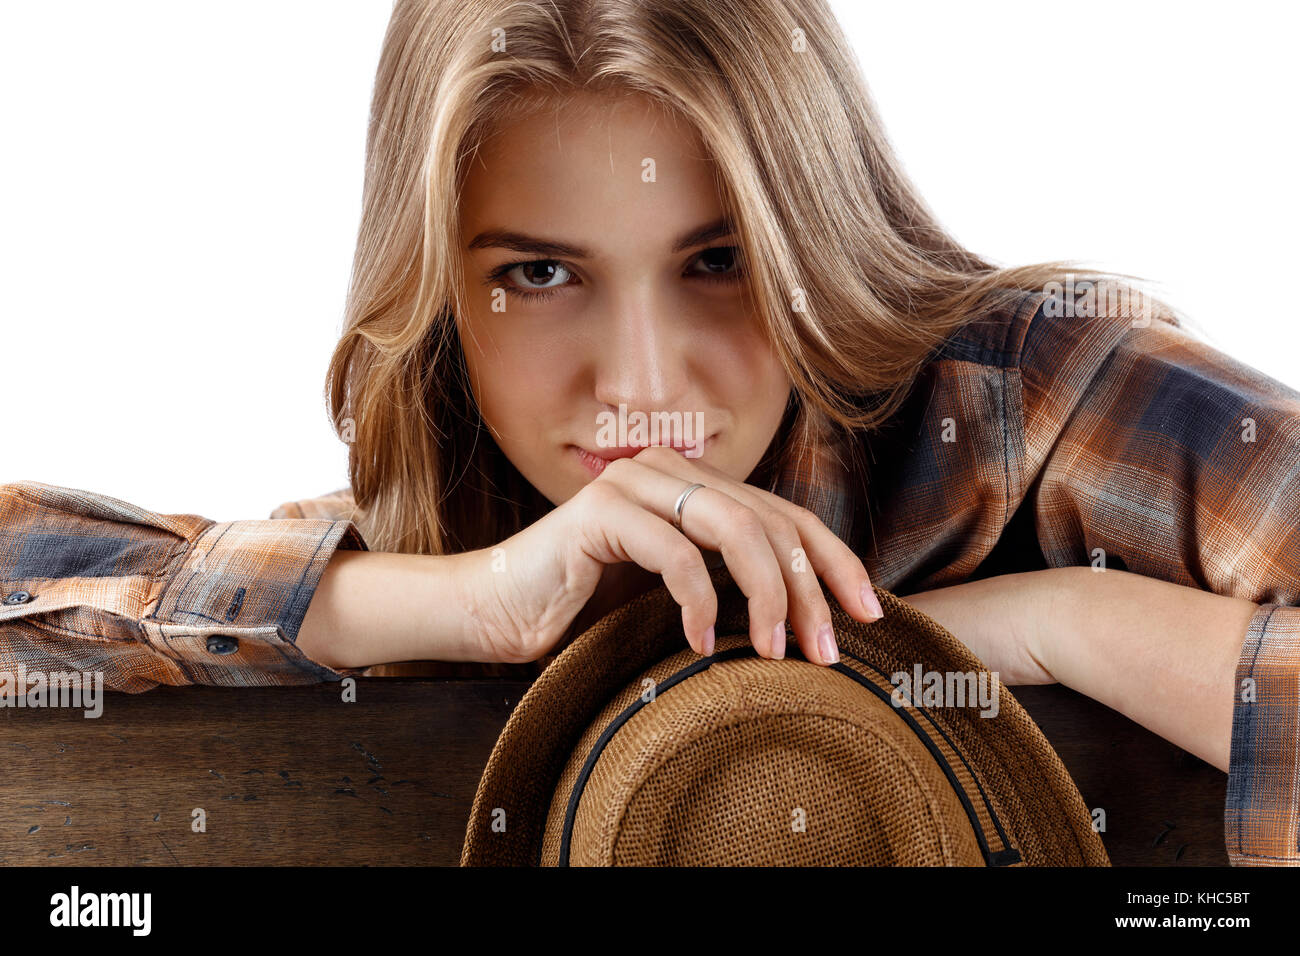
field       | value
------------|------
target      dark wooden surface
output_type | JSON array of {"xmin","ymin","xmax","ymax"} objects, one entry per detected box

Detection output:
[
  {"xmin": 0, "ymin": 678, "xmax": 1226, "ymax": 866},
  {"xmin": 0, "ymin": 680, "xmax": 525, "ymax": 866},
  {"xmin": 1014, "ymin": 683, "xmax": 1228, "ymax": 866}
]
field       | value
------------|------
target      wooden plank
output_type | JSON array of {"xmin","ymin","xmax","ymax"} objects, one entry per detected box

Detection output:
[
  {"xmin": 0, "ymin": 678, "xmax": 1228, "ymax": 866},
  {"xmin": 0, "ymin": 680, "xmax": 530, "ymax": 866},
  {"xmin": 1013, "ymin": 683, "xmax": 1228, "ymax": 866}
]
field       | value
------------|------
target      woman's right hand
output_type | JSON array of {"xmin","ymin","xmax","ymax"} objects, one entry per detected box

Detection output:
[{"xmin": 458, "ymin": 445, "xmax": 884, "ymax": 667}]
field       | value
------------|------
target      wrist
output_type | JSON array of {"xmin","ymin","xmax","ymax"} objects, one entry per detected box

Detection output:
[
  {"xmin": 299, "ymin": 549, "xmax": 493, "ymax": 670},
  {"xmin": 1029, "ymin": 565, "xmax": 1089, "ymax": 686},
  {"xmin": 450, "ymin": 547, "xmax": 506, "ymax": 663}
]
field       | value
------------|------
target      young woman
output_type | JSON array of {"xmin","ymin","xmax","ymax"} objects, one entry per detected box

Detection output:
[{"xmin": 2, "ymin": 0, "xmax": 1296, "ymax": 865}]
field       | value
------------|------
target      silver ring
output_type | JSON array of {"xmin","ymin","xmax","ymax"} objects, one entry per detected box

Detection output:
[{"xmin": 672, "ymin": 482, "xmax": 706, "ymax": 533}]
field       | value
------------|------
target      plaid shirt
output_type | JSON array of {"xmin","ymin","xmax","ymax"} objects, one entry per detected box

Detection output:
[{"xmin": 2, "ymin": 288, "xmax": 1296, "ymax": 865}]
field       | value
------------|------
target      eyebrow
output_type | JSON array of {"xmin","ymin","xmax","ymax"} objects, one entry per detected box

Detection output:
[{"xmin": 465, "ymin": 216, "xmax": 735, "ymax": 258}]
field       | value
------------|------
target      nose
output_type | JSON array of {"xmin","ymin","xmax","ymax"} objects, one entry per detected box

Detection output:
[{"xmin": 591, "ymin": 289, "xmax": 693, "ymax": 415}]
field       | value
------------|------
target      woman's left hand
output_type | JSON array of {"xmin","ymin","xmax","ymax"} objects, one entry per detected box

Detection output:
[{"xmin": 895, "ymin": 568, "xmax": 1076, "ymax": 685}]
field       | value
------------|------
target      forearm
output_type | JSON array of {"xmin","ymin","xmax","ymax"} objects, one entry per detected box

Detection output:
[
  {"xmin": 1042, "ymin": 566, "xmax": 1258, "ymax": 774},
  {"xmin": 897, "ymin": 570, "xmax": 1060, "ymax": 685},
  {"xmin": 297, "ymin": 549, "xmax": 489, "ymax": 670}
]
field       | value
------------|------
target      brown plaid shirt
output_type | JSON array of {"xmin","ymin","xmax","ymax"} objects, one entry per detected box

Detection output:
[{"xmin": 2, "ymin": 288, "xmax": 1297, "ymax": 864}]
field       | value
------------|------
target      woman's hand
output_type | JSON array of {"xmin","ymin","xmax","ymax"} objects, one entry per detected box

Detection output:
[
  {"xmin": 458, "ymin": 445, "xmax": 884, "ymax": 667},
  {"xmin": 895, "ymin": 569, "xmax": 1071, "ymax": 685}
]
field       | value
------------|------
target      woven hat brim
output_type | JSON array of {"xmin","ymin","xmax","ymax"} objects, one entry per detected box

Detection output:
[{"xmin": 461, "ymin": 564, "xmax": 1109, "ymax": 867}]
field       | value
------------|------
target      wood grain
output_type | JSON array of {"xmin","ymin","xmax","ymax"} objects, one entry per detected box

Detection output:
[
  {"xmin": 0, "ymin": 680, "xmax": 529, "ymax": 866},
  {"xmin": 1013, "ymin": 683, "xmax": 1228, "ymax": 866},
  {"xmin": 0, "ymin": 678, "xmax": 1227, "ymax": 866}
]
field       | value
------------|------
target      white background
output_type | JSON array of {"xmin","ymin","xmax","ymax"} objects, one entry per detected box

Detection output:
[{"xmin": 2, "ymin": 1, "xmax": 1296, "ymax": 522}]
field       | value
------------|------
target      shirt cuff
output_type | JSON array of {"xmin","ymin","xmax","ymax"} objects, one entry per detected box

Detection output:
[
  {"xmin": 139, "ymin": 517, "xmax": 371, "ymax": 687},
  {"xmin": 1226, "ymin": 602, "xmax": 1300, "ymax": 865}
]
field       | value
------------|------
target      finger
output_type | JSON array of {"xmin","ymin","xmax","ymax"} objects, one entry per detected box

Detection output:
[
  {"xmin": 748, "ymin": 486, "xmax": 884, "ymax": 624},
  {"xmin": 733, "ymin": 502, "xmax": 837, "ymax": 665},
  {"xmin": 595, "ymin": 456, "xmax": 789, "ymax": 658},
  {"xmin": 622, "ymin": 453, "xmax": 831, "ymax": 662},
  {"xmin": 574, "ymin": 481, "xmax": 718, "ymax": 654},
  {"xmin": 633, "ymin": 445, "xmax": 884, "ymax": 626}
]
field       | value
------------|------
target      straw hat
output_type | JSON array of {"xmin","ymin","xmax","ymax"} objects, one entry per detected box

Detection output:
[{"xmin": 461, "ymin": 563, "xmax": 1109, "ymax": 866}]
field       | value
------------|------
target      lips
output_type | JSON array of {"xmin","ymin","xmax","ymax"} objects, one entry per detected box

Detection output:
[
  {"xmin": 572, "ymin": 437, "xmax": 710, "ymax": 478},
  {"xmin": 588, "ymin": 444, "xmax": 686, "ymax": 461}
]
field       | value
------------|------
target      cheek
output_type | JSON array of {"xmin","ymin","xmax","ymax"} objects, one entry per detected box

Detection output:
[
  {"xmin": 460, "ymin": 313, "xmax": 574, "ymax": 430},
  {"xmin": 693, "ymin": 321, "xmax": 788, "ymax": 402}
]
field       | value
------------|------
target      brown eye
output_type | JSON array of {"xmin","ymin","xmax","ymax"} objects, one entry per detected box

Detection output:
[
  {"xmin": 485, "ymin": 258, "xmax": 576, "ymax": 302},
  {"xmin": 688, "ymin": 246, "xmax": 743, "ymax": 280},
  {"xmin": 511, "ymin": 260, "xmax": 571, "ymax": 289}
]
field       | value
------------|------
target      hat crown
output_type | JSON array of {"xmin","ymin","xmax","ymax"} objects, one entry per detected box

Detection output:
[
  {"xmin": 462, "ymin": 565, "xmax": 1109, "ymax": 867},
  {"xmin": 544, "ymin": 637, "xmax": 995, "ymax": 866}
]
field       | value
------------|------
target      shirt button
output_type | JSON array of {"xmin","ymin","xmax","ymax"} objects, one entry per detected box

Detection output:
[
  {"xmin": 4, "ymin": 591, "xmax": 33, "ymax": 605},
  {"xmin": 206, "ymin": 635, "xmax": 240, "ymax": 655}
]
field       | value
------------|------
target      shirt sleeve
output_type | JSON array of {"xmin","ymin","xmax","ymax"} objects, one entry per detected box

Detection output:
[
  {"xmin": 1009, "ymin": 290, "xmax": 1300, "ymax": 866},
  {"xmin": 0, "ymin": 480, "xmax": 371, "ymax": 693}
]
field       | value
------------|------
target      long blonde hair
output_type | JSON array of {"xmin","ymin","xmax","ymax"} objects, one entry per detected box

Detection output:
[{"xmin": 324, "ymin": 0, "xmax": 1174, "ymax": 555}]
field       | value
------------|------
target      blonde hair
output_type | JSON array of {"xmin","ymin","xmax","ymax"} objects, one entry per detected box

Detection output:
[{"xmin": 325, "ymin": 0, "xmax": 1175, "ymax": 556}]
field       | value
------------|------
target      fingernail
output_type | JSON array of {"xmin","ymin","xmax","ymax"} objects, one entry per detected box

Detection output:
[
  {"xmin": 771, "ymin": 621, "xmax": 786, "ymax": 659},
  {"xmin": 860, "ymin": 581, "xmax": 883, "ymax": 620},
  {"xmin": 702, "ymin": 625, "xmax": 715, "ymax": 656},
  {"xmin": 818, "ymin": 621, "xmax": 838, "ymax": 664}
]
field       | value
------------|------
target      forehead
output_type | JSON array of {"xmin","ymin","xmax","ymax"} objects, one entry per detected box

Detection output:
[
  {"xmin": 473, "ymin": 90, "xmax": 706, "ymax": 164},
  {"xmin": 458, "ymin": 92, "xmax": 722, "ymax": 237}
]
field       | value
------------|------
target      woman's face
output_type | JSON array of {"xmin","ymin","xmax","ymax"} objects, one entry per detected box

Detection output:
[{"xmin": 456, "ymin": 91, "xmax": 792, "ymax": 506}]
